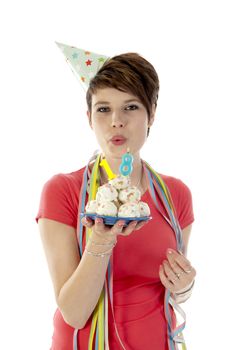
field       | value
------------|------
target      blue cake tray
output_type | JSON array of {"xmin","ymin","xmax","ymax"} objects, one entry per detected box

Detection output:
[{"xmin": 80, "ymin": 212, "xmax": 152, "ymax": 227}]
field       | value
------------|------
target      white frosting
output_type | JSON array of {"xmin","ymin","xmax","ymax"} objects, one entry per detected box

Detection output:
[
  {"xmin": 96, "ymin": 183, "xmax": 118, "ymax": 202},
  {"xmin": 85, "ymin": 200, "xmax": 97, "ymax": 214},
  {"xmin": 96, "ymin": 201, "xmax": 118, "ymax": 216},
  {"xmin": 109, "ymin": 174, "xmax": 131, "ymax": 190},
  {"xmin": 118, "ymin": 202, "xmax": 141, "ymax": 217},
  {"xmin": 138, "ymin": 201, "xmax": 150, "ymax": 216},
  {"xmin": 118, "ymin": 186, "xmax": 141, "ymax": 203}
]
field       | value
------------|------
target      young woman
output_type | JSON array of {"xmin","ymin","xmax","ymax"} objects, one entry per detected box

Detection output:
[{"xmin": 36, "ymin": 51, "xmax": 196, "ymax": 350}]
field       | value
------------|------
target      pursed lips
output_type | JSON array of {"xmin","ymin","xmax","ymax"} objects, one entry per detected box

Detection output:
[{"xmin": 110, "ymin": 135, "xmax": 127, "ymax": 141}]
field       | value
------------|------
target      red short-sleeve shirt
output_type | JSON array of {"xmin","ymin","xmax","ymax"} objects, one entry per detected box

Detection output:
[{"xmin": 35, "ymin": 166, "xmax": 194, "ymax": 350}]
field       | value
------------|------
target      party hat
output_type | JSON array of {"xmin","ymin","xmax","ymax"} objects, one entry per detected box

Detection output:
[{"xmin": 55, "ymin": 41, "xmax": 109, "ymax": 91}]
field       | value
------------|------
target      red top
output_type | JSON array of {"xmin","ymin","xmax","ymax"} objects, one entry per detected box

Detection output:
[{"xmin": 35, "ymin": 165, "xmax": 194, "ymax": 350}]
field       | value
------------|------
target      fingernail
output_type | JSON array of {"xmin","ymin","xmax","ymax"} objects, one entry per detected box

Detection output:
[
  {"xmin": 167, "ymin": 249, "xmax": 173, "ymax": 255},
  {"xmin": 118, "ymin": 221, "xmax": 125, "ymax": 227},
  {"xmin": 185, "ymin": 268, "xmax": 192, "ymax": 273}
]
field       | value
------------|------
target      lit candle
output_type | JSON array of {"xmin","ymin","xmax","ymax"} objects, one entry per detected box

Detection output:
[
  {"xmin": 119, "ymin": 148, "xmax": 133, "ymax": 176},
  {"xmin": 99, "ymin": 157, "xmax": 117, "ymax": 180}
]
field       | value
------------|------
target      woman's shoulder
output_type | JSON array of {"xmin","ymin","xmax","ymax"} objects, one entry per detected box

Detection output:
[
  {"xmin": 155, "ymin": 172, "xmax": 194, "ymax": 228},
  {"xmin": 156, "ymin": 172, "xmax": 194, "ymax": 209},
  {"xmin": 159, "ymin": 172, "xmax": 194, "ymax": 220},
  {"xmin": 158, "ymin": 172, "xmax": 191, "ymax": 194},
  {"xmin": 43, "ymin": 165, "xmax": 86, "ymax": 191},
  {"xmin": 35, "ymin": 166, "xmax": 87, "ymax": 227}
]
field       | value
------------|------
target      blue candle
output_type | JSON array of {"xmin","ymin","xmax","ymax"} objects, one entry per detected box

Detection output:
[{"xmin": 119, "ymin": 148, "xmax": 133, "ymax": 176}]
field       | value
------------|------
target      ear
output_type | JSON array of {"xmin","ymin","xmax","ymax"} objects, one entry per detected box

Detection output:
[
  {"xmin": 86, "ymin": 110, "xmax": 92, "ymax": 129},
  {"xmin": 148, "ymin": 104, "xmax": 156, "ymax": 127}
]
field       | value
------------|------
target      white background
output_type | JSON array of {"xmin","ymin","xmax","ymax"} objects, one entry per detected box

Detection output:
[{"xmin": 0, "ymin": 0, "xmax": 232, "ymax": 349}]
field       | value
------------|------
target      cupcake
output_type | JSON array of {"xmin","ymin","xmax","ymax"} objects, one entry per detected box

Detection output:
[
  {"xmin": 96, "ymin": 201, "xmax": 118, "ymax": 216},
  {"xmin": 109, "ymin": 174, "xmax": 131, "ymax": 190},
  {"xmin": 85, "ymin": 199, "xmax": 98, "ymax": 214},
  {"xmin": 138, "ymin": 201, "xmax": 150, "ymax": 217},
  {"xmin": 96, "ymin": 183, "xmax": 118, "ymax": 202},
  {"xmin": 118, "ymin": 202, "xmax": 141, "ymax": 218},
  {"xmin": 118, "ymin": 186, "xmax": 141, "ymax": 204}
]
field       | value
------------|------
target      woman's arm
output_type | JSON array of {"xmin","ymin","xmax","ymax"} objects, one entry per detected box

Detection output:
[
  {"xmin": 181, "ymin": 223, "xmax": 192, "ymax": 257},
  {"xmin": 38, "ymin": 217, "xmax": 146, "ymax": 329},
  {"xmin": 38, "ymin": 218, "xmax": 113, "ymax": 329}
]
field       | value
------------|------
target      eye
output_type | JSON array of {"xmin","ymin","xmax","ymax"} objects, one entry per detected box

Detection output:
[
  {"xmin": 125, "ymin": 104, "xmax": 139, "ymax": 111},
  {"xmin": 96, "ymin": 106, "xmax": 110, "ymax": 113}
]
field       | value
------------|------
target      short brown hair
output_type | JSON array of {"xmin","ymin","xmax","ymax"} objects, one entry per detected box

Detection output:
[{"xmin": 86, "ymin": 52, "xmax": 159, "ymax": 124}]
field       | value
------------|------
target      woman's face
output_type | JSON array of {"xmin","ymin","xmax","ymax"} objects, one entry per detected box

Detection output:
[{"xmin": 87, "ymin": 88, "xmax": 155, "ymax": 159}]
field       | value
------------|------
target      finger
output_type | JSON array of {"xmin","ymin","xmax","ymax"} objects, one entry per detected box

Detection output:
[
  {"xmin": 167, "ymin": 249, "xmax": 192, "ymax": 273},
  {"xmin": 165, "ymin": 258, "xmax": 185, "ymax": 278},
  {"xmin": 94, "ymin": 217, "xmax": 108, "ymax": 234},
  {"xmin": 167, "ymin": 250, "xmax": 197, "ymax": 282},
  {"xmin": 166, "ymin": 250, "xmax": 186, "ymax": 275},
  {"xmin": 134, "ymin": 220, "xmax": 149, "ymax": 230},
  {"xmin": 168, "ymin": 254, "xmax": 196, "ymax": 284},
  {"xmin": 111, "ymin": 220, "xmax": 125, "ymax": 235},
  {"xmin": 159, "ymin": 265, "xmax": 175, "ymax": 292},
  {"xmin": 162, "ymin": 260, "xmax": 180, "ymax": 285},
  {"xmin": 120, "ymin": 220, "xmax": 138, "ymax": 236},
  {"xmin": 167, "ymin": 248, "xmax": 190, "ymax": 263},
  {"xmin": 81, "ymin": 216, "xmax": 94, "ymax": 227},
  {"xmin": 178, "ymin": 249, "xmax": 185, "ymax": 256}
]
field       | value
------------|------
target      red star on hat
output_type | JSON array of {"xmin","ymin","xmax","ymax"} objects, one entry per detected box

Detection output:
[{"xmin": 86, "ymin": 59, "xmax": 92, "ymax": 66}]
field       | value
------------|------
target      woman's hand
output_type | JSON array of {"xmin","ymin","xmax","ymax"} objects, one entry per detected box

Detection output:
[
  {"xmin": 81, "ymin": 216, "xmax": 148, "ymax": 243},
  {"xmin": 159, "ymin": 248, "xmax": 196, "ymax": 294}
]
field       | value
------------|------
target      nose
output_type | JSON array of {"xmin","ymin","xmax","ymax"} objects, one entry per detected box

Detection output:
[{"xmin": 111, "ymin": 110, "xmax": 125, "ymax": 128}]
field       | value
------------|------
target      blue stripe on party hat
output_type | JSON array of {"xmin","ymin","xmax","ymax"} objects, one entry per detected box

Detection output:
[{"xmin": 55, "ymin": 41, "xmax": 109, "ymax": 91}]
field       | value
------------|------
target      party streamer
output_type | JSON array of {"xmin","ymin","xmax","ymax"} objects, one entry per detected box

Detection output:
[{"xmin": 73, "ymin": 153, "xmax": 188, "ymax": 350}]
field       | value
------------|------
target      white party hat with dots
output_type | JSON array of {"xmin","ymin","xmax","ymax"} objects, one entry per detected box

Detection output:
[{"xmin": 55, "ymin": 41, "xmax": 109, "ymax": 91}]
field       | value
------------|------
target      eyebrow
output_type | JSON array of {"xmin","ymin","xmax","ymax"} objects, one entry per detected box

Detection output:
[{"xmin": 94, "ymin": 99, "xmax": 141, "ymax": 107}]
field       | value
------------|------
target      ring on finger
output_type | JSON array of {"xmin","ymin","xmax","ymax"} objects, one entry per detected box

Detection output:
[
  {"xmin": 175, "ymin": 271, "xmax": 185, "ymax": 279},
  {"xmin": 168, "ymin": 273, "xmax": 179, "ymax": 283},
  {"xmin": 175, "ymin": 272, "xmax": 181, "ymax": 279}
]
